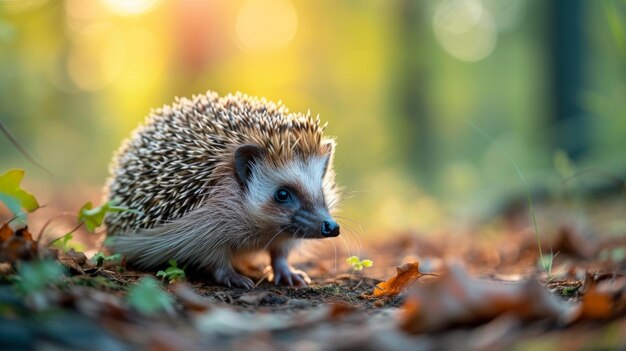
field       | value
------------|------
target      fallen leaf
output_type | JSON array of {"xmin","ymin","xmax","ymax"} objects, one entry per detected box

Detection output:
[
  {"xmin": 550, "ymin": 226, "xmax": 596, "ymax": 259},
  {"xmin": 58, "ymin": 249, "xmax": 87, "ymax": 274},
  {"xmin": 0, "ymin": 223, "xmax": 37, "ymax": 264},
  {"xmin": 369, "ymin": 262, "xmax": 424, "ymax": 297},
  {"xmin": 170, "ymin": 282, "xmax": 212, "ymax": 312},
  {"xmin": 400, "ymin": 264, "xmax": 574, "ymax": 334},
  {"xmin": 0, "ymin": 169, "xmax": 39, "ymax": 214},
  {"xmin": 573, "ymin": 275, "xmax": 626, "ymax": 321},
  {"xmin": 239, "ymin": 291, "xmax": 269, "ymax": 305},
  {"xmin": 0, "ymin": 222, "xmax": 12, "ymax": 241},
  {"xmin": 328, "ymin": 302, "xmax": 355, "ymax": 321}
]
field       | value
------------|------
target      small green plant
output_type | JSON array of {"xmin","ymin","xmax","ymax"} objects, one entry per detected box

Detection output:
[
  {"xmin": 92, "ymin": 252, "xmax": 122, "ymax": 268},
  {"xmin": 538, "ymin": 252, "xmax": 559, "ymax": 281},
  {"xmin": 49, "ymin": 232, "xmax": 74, "ymax": 252},
  {"xmin": 561, "ymin": 286, "xmax": 579, "ymax": 298},
  {"xmin": 156, "ymin": 259, "xmax": 186, "ymax": 283},
  {"xmin": 47, "ymin": 200, "xmax": 140, "ymax": 251},
  {"xmin": 13, "ymin": 260, "xmax": 66, "ymax": 296},
  {"xmin": 127, "ymin": 276, "xmax": 173, "ymax": 315},
  {"xmin": 346, "ymin": 256, "xmax": 373, "ymax": 271}
]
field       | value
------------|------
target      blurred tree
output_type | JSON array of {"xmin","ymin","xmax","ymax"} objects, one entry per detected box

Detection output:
[
  {"xmin": 393, "ymin": 0, "xmax": 434, "ymax": 186},
  {"xmin": 549, "ymin": 0, "xmax": 587, "ymax": 160}
]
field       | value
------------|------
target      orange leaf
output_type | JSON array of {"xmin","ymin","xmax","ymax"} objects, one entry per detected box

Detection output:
[
  {"xmin": 573, "ymin": 277, "xmax": 626, "ymax": 321},
  {"xmin": 0, "ymin": 223, "xmax": 12, "ymax": 242},
  {"xmin": 0, "ymin": 225, "xmax": 38, "ymax": 264},
  {"xmin": 400, "ymin": 264, "xmax": 574, "ymax": 334},
  {"xmin": 371, "ymin": 262, "xmax": 424, "ymax": 297}
]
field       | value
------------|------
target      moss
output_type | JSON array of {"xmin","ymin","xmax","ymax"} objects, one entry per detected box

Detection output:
[
  {"xmin": 314, "ymin": 284, "xmax": 343, "ymax": 296},
  {"xmin": 561, "ymin": 286, "xmax": 579, "ymax": 297}
]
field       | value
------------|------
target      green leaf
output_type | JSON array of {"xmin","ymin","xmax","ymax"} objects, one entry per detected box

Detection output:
[
  {"xmin": 78, "ymin": 200, "xmax": 141, "ymax": 232},
  {"xmin": 92, "ymin": 252, "xmax": 122, "ymax": 267},
  {"xmin": 0, "ymin": 169, "xmax": 39, "ymax": 215},
  {"xmin": 50, "ymin": 233, "xmax": 73, "ymax": 252},
  {"xmin": 346, "ymin": 256, "xmax": 374, "ymax": 271},
  {"xmin": 156, "ymin": 270, "xmax": 167, "ymax": 278},
  {"xmin": 127, "ymin": 277, "xmax": 173, "ymax": 315},
  {"xmin": 346, "ymin": 256, "xmax": 359, "ymax": 265},
  {"xmin": 156, "ymin": 259, "xmax": 186, "ymax": 283}
]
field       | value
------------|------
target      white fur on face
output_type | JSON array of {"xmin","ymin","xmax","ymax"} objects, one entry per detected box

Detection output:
[{"xmin": 244, "ymin": 155, "xmax": 335, "ymax": 221}]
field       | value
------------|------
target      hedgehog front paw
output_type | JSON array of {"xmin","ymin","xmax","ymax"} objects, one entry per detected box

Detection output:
[
  {"xmin": 271, "ymin": 262, "xmax": 311, "ymax": 287},
  {"xmin": 214, "ymin": 268, "xmax": 255, "ymax": 289}
]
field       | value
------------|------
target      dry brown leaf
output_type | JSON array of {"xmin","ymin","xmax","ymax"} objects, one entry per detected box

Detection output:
[
  {"xmin": 370, "ymin": 262, "xmax": 424, "ymax": 297},
  {"xmin": 328, "ymin": 302, "xmax": 356, "ymax": 321},
  {"xmin": 171, "ymin": 282, "xmax": 213, "ymax": 312},
  {"xmin": 0, "ymin": 222, "xmax": 13, "ymax": 241},
  {"xmin": 574, "ymin": 276, "xmax": 626, "ymax": 321},
  {"xmin": 0, "ymin": 223, "xmax": 37, "ymax": 264},
  {"xmin": 400, "ymin": 264, "xmax": 574, "ymax": 334}
]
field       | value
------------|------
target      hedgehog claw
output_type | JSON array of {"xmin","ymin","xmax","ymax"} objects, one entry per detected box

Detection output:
[
  {"xmin": 214, "ymin": 269, "xmax": 254, "ymax": 289},
  {"xmin": 271, "ymin": 263, "xmax": 311, "ymax": 287}
]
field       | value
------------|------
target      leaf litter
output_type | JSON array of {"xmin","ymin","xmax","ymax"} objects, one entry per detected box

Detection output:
[{"xmin": 2, "ymin": 172, "xmax": 626, "ymax": 350}]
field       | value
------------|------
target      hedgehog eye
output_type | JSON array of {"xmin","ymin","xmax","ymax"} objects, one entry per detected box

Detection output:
[{"xmin": 274, "ymin": 188, "xmax": 292, "ymax": 203}]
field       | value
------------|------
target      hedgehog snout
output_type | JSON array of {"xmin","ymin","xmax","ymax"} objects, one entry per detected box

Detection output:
[
  {"xmin": 320, "ymin": 220, "xmax": 340, "ymax": 237},
  {"xmin": 291, "ymin": 208, "xmax": 339, "ymax": 239}
]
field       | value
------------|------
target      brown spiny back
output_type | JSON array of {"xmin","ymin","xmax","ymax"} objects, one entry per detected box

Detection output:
[{"xmin": 104, "ymin": 91, "xmax": 331, "ymax": 234}]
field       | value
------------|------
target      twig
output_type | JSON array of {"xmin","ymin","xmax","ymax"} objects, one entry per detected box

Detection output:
[
  {"xmin": 35, "ymin": 212, "xmax": 77, "ymax": 242},
  {"xmin": 0, "ymin": 120, "xmax": 53, "ymax": 175},
  {"xmin": 46, "ymin": 221, "xmax": 83, "ymax": 248}
]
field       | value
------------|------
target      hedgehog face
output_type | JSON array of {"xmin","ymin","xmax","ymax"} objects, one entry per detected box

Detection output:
[{"xmin": 235, "ymin": 144, "xmax": 340, "ymax": 240}]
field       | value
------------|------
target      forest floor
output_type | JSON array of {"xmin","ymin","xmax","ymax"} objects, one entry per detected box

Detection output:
[{"xmin": 1, "ymin": 198, "xmax": 626, "ymax": 350}]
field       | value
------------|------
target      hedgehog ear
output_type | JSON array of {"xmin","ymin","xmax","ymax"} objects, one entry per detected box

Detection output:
[
  {"xmin": 321, "ymin": 140, "xmax": 335, "ymax": 177},
  {"xmin": 235, "ymin": 145, "xmax": 265, "ymax": 187}
]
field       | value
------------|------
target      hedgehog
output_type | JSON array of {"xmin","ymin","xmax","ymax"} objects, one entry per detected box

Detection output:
[{"xmin": 104, "ymin": 91, "xmax": 340, "ymax": 288}]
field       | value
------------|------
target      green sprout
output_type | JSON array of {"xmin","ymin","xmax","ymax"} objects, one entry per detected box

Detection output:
[
  {"xmin": 346, "ymin": 256, "xmax": 373, "ymax": 271},
  {"xmin": 92, "ymin": 252, "xmax": 122, "ymax": 268},
  {"xmin": 49, "ymin": 232, "xmax": 73, "ymax": 252},
  {"xmin": 156, "ymin": 259, "xmax": 186, "ymax": 283}
]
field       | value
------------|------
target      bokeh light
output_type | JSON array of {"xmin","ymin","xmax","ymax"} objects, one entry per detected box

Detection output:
[
  {"xmin": 235, "ymin": 0, "xmax": 298, "ymax": 52},
  {"xmin": 0, "ymin": 0, "xmax": 624, "ymax": 236},
  {"xmin": 101, "ymin": 0, "xmax": 161, "ymax": 16},
  {"xmin": 0, "ymin": 0, "xmax": 49, "ymax": 14},
  {"xmin": 67, "ymin": 24, "xmax": 125, "ymax": 91},
  {"xmin": 433, "ymin": 0, "xmax": 498, "ymax": 62}
]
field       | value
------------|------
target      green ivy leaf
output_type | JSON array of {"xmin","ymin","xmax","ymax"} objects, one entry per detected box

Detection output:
[
  {"xmin": 0, "ymin": 169, "xmax": 39, "ymax": 215},
  {"xmin": 78, "ymin": 200, "xmax": 141, "ymax": 232}
]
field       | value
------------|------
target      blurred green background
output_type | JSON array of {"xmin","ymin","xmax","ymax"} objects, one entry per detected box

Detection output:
[{"xmin": 1, "ymin": 0, "xmax": 625, "ymax": 234}]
